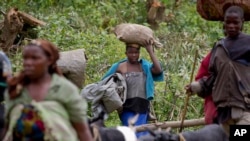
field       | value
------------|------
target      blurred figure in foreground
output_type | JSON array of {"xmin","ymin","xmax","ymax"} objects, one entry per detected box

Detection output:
[
  {"xmin": 0, "ymin": 51, "xmax": 12, "ymax": 139},
  {"xmin": 3, "ymin": 39, "xmax": 93, "ymax": 141}
]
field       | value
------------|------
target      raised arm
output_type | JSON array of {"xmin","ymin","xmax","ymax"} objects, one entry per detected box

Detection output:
[{"xmin": 144, "ymin": 40, "xmax": 162, "ymax": 75}]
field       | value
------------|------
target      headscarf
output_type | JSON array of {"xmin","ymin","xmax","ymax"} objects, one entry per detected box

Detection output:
[{"xmin": 8, "ymin": 39, "xmax": 62, "ymax": 99}]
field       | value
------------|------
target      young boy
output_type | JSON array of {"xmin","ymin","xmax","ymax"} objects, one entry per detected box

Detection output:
[{"xmin": 186, "ymin": 5, "xmax": 250, "ymax": 136}]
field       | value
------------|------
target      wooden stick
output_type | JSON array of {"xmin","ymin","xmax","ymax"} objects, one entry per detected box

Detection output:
[
  {"xmin": 149, "ymin": 101, "xmax": 158, "ymax": 123},
  {"xmin": 135, "ymin": 118, "xmax": 205, "ymax": 132},
  {"xmin": 179, "ymin": 49, "xmax": 198, "ymax": 132}
]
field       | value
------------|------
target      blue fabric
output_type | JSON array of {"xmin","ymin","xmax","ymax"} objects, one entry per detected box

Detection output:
[
  {"xmin": 119, "ymin": 110, "xmax": 149, "ymax": 138},
  {"xmin": 0, "ymin": 51, "xmax": 12, "ymax": 76},
  {"xmin": 102, "ymin": 58, "xmax": 164, "ymax": 100}
]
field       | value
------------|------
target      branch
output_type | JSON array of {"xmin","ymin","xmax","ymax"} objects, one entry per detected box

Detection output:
[
  {"xmin": 0, "ymin": 10, "xmax": 5, "ymax": 16},
  {"xmin": 17, "ymin": 11, "xmax": 46, "ymax": 26},
  {"xmin": 135, "ymin": 118, "xmax": 205, "ymax": 132}
]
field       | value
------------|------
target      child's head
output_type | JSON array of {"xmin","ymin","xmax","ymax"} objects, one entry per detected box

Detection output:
[
  {"xmin": 223, "ymin": 5, "xmax": 244, "ymax": 38},
  {"xmin": 224, "ymin": 5, "xmax": 244, "ymax": 20},
  {"xmin": 125, "ymin": 43, "xmax": 140, "ymax": 64}
]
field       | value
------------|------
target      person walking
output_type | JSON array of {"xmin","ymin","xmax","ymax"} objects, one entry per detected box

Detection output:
[
  {"xmin": 3, "ymin": 39, "xmax": 93, "ymax": 141},
  {"xmin": 102, "ymin": 41, "xmax": 164, "ymax": 137},
  {"xmin": 186, "ymin": 5, "xmax": 250, "ymax": 136}
]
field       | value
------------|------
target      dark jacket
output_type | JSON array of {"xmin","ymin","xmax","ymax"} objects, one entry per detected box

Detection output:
[{"xmin": 199, "ymin": 39, "xmax": 250, "ymax": 110}]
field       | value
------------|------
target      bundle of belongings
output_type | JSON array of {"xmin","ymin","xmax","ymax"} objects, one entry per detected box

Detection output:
[
  {"xmin": 197, "ymin": 0, "xmax": 250, "ymax": 21},
  {"xmin": 81, "ymin": 73, "xmax": 127, "ymax": 118},
  {"xmin": 114, "ymin": 23, "xmax": 163, "ymax": 48},
  {"xmin": 57, "ymin": 49, "xmax": 86, "ymax": 88},
  {"xmin": 3, "ymin": 101, "xmax": 79, "ymax": 141}
]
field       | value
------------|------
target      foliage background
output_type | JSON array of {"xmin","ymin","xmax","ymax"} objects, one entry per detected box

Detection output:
[{"xmin": 1, "ymin": 0, "xmax": 250, "ymax": 131}]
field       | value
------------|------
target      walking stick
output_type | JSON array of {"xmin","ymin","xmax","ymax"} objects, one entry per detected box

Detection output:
[
  {"xmin": 149, "ymin": 101, "xmax": 158, "ymax": 123},
  {"xmin": 179, "ymin": 49, "xmax": 198, "ymax": 132}
]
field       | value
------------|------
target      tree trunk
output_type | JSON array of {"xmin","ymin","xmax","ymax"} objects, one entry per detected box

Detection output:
[
  {"xmin": 147, "ymin": 0, "xmax": 159, "ymax": 22},
  {"xmin": 0, "ymin": 8, "xmax": 23, "ymax": 52},
  {"xmin": 146, "ymin": 0, "xmax": 166, "ymax": 29},
  {"xmin": 135, "ymin": 118, "xmax": 205, "ymax": 132},
  {"xmin": 0, "ymin": 8, "xmax": 46, "ymax": 53}
]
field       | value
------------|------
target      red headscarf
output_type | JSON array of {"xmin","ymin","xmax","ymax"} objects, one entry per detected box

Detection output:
[{"xmin": 8, "ymin": 39, "xmax": 62, "ymax": 99}]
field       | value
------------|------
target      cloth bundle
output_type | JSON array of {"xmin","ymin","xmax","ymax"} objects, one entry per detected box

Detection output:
[{"xmin": 81, "ymin": 73, "xmax": 127, "ymax": 118}]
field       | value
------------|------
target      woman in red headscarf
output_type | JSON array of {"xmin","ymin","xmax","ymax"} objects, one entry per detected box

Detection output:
[{"xmin": 3, "ymin": 39, "xmax": 93, "ymax": 141}]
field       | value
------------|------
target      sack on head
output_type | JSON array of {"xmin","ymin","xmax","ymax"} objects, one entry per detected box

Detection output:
[
  {"xmin": 197, "ymin": 0, "xmax": 250, "ymax": 21},
  {"xmin": 114, "ymin": 23, "xmax": 163, "ymax": 48}
]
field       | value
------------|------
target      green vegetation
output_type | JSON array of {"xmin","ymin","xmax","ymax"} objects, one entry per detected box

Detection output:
[{"xmin": 1, "ymin": 0, "xmax": 250, "ymax": 130}]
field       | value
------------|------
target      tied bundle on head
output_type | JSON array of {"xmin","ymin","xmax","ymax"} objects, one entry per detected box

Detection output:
[
  {"xmin": 114, "ymin": 23, "xmax": 163, "ymax": 48},
  {"xmin": 126, "ymin": 43, "xmax": 140, "ymax": 48},
  {"xmin": 197, "ymin": 0, "xmax": 250, "ymax": 21}
]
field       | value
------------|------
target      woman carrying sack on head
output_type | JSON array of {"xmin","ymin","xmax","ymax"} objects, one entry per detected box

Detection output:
[{"xmin": 102, "ymin": 40, "xmax": 164, "ymax": 138}]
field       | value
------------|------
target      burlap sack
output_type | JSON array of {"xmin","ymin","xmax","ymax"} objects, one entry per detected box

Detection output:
[
  {"xmin": 114, "ymin": 23, "xmax": 163, "ymax": 48},
  {"xmin": 197, "ymin": 0, "xmax": 250, "ymax": 21},
  {"xmin": 57, "ymin": 49, "xmax": 86, "ymax": 88}
]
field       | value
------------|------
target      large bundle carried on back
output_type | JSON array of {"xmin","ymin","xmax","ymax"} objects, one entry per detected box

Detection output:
[
  {"xmin": 114, "ymin": 23, "xmax": 163, "ymax": 48},
  {"xmin": 197, "ymin": 0, "xmax": 250, "ymax": 21},
  {"xmin": 57, "ymin": 49, "xmax": 86, "ymax": 89}
]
